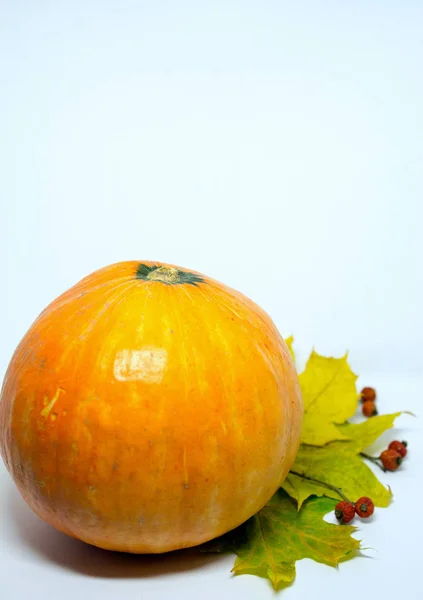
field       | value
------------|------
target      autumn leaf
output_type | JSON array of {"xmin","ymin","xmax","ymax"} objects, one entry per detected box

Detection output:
[
  {"xmin": 299, "ymin": 351, "xmax": 359, "ymax": 445},
  {"xmin": 205, "ymin": 490, "xmax": 359, "ymax": 590},
  {"xmin": 282, "ymin": 413, "xmax": 404, "ymax": 509},
  {"xmin": 284, "ymin": 444, "xmax": 392, "ymax": 509},
  {"xmin": 284, "ymin": 336, "xmax": 295, "ymax": 362},
  {"xmin": 337, "ymin": 412, "xmax": 402, "ymax": 451},
  {"xmin": 282, "ymin": 472, "xmax": 333, "ymax": 510},
  {"xmin": 206, "ymin": 339, "xmax": 413, "ymax": 592}
]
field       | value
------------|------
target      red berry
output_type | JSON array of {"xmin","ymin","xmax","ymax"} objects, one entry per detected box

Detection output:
[
  {"xmin": 335, "ymin": 501, "xmax": 356, "ymax": 524},
  {"xmin": 388, "ymin": 440, "xmax": 408, "ymax": 458},
  {"xmin": 360, "ymin": 387, "xmax": 376, "ymax": 403},
  {"xmin": 362, "ymin": 400, "xmax": 378, "ymax": 417},
  {"xmin": 355, "ymin": 497, "xmax": 375, "ymax": 518},
  {"xmin": 380, "ymin": 449, "xmax": 403, "ymax": 471}
]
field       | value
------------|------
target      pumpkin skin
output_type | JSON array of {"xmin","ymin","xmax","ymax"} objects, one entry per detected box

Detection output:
[{"xmin": 0, "ymin": 261, "xmax": 303, "ymax": 553}]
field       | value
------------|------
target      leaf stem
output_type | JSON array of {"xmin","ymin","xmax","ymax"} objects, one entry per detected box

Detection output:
[
  {"xmin": 289, "ymin": 470, "xmax": 351, "ymax": 502},
  {"xmin": 359, "ymin": 452, "xmax": 387, "ymax": 472}
]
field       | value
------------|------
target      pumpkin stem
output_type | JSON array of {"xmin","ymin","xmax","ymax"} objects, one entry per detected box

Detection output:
[
  {"xmin": 135, "ymin": 263, "xmax": 204, "ymax": 286},
  {"xmin": 147, "ymin": 266, "xmax": 180, "ymax": 283}
]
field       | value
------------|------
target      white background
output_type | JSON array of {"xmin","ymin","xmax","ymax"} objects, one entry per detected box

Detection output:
[{"xmin": 1, "ymin": 1, "xmax": 422, "ymax": 599}]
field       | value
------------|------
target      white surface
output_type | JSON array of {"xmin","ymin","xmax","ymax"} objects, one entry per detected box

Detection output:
[
  {"xmin": 1, "ymin": 0, "xmax": 423, "ymax": 378},
  {"xmin": 1, "ymin": 1, "xmax": 422, "ymax": 599},
  {"xmin": 1, "ymin": 374, "xmax": 422, "ymax": 600}
]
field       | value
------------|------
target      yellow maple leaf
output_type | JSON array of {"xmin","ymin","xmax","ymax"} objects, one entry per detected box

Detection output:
[
  {"xmin": 299, "ymin": 351, "xmax": 358, "ymax": 445},
  {"xmin": 337, "ymin": 411, "xmax": 403, "ymax": 450},
  {"xmin": 283, "ymin": 412, "xmax": 404, "ymax": 508},
  {"xmin": 285, "ymin": 443, "xmax": 392, "ymax": 509},
  {"xmin": 284, "ymin": 335, "xmax": 295, "ymax": 362},
  {"xmin": 203, "ymin": 335, "xmax": 413, "ymax": 592}
]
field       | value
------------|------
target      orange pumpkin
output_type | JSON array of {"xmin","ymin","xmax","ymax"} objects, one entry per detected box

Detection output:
[{"xmin": 0, "ymin": 261, "xmax": 302, "ymax": 553}]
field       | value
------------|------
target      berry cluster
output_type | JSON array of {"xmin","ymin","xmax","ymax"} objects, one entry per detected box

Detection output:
[
  {"xmin": 333, "ymin": 435, "xmax": 409, "ymax": 523},
  {"xmin": 335, "ymin": 497, "xmax": 374, "ymax": 524},
  {"xmin": 360, "ymin": 386, "xmax": 378, "ymax": 417},
  {"xmin": 361, "ymin": 439, "xmax": 408, "ymax": 472},
  {"xmin": 380, "ymin": 440, "xmax": 408, "ymax": 471}
]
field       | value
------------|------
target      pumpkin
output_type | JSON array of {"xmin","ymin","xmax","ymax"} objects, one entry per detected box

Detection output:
[{"xmin": 0, "ymin": 261, "xmax": 303, "ymax": 553}]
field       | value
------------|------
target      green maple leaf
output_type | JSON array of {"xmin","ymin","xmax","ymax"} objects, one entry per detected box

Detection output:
[
  {"xmin": 282, "ymin": 413, "xmax": 403, "ymax": 509},
  {"xmin": 205, "ymin": 490, "xmax": 359, "ymax": 590},
  {"xmin": 299, "ymin": 351, "xmax": 359, "ymax": 445}
]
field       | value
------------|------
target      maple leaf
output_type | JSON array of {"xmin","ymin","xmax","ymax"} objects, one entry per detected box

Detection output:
[
  {"xmin": 205, "ymin": 490, "xmax": 359, "ymax": 590},
  {"xmin": 204, "ymin": 339, "xmax": 412, "ymax": 592},
  {"xmin": 284, "ymin": 335, "xmax": 295, "ymax": 362},
  {"xmin": 282, "ymin": 412, "xmax": 403, "ymax": 509},
  {"xmin": 299, "ymin": 351, "xmax": 358, "ymax": 445},
  {"xmin": 337, "ymin": 411, "xmax": 402, "ymax": 450}
]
